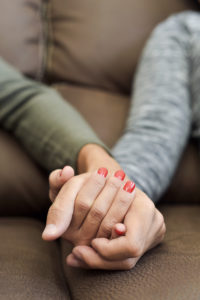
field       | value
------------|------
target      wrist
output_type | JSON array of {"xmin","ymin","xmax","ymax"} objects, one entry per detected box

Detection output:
[{"xmin": 77, "ymin": 144, "xmax": 120, "ymax": 174}]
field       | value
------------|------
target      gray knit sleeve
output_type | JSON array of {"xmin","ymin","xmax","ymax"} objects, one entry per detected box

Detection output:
[{"xmin": 112, "ymin": 13, "xmax": 193, "ymax": 202}]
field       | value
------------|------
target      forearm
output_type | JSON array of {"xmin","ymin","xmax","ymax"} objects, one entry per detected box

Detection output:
[
  {"xmin": 0, "ymin": 58, "xmax": 109, "ymax": 172},
  {"xmin": 112, "ymin": 14, "xmax": 192, "ymax": 202}
]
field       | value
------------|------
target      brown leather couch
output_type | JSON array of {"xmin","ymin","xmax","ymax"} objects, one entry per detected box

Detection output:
[{"xmin": 0, "ymin": 0, "xmax": 200, "ymax": 299}]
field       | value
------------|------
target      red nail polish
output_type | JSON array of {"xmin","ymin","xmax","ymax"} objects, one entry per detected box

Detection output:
[
  {"xmin": 123, "ymin": 181, "xmax": 135, "ymax": 193},
  {"xmin": 97, "ymin": 167, "xmax": 108, "ymax": 178},
  {"xmin": 114, "ymin": 170, "xmax": 125, "ymax": 181},
  {"xmin": 115, "ymin": 228, "xmax": 125, "ymax": 236},
  {"xmin": 60, "ymin": 169, "xmax": 63, "ymax": 177}
]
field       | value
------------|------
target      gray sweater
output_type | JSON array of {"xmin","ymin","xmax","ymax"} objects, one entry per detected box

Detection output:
[{"xmin": 113, "ymin": 11, "xmax": 200, "ymax": 202}]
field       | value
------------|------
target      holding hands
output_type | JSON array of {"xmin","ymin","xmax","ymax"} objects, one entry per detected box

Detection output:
[
  {"xmin": 43, "ymin": 166, "xmax": 134, "ymax": 245},
  {"xmin": 42, "ymin": 145, "xmax": 166, "ymax": 270}
]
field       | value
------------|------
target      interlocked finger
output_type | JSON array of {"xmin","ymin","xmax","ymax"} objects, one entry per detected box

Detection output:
[
  {"xmin": 79, "ymin": 175, "xmax": 124, "ymax": 239},
  {"xmin": 96, "ymin": 181, "xmax": 135, "ymax": 238},
  {"xmin": 70, "ymin": 170, "xmax": 107, "ymax": 229}
]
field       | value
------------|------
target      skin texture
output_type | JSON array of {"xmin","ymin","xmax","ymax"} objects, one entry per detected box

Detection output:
[
  {"xmin": 42, "ymin": 144, "xmax": 166, "ymax": 270},
  {"xmin": 44, "ymin": 168, "xmax": 135, "ymax": 245}
]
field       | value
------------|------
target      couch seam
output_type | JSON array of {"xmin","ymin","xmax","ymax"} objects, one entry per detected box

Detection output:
[
  {"xmin": 36, "ymin": 0, "xmax": 43, "ymax": 81},
  {"xmin": 38, "ymin": 5, "xmax": 75, "ymax": 297},
  {"xmin": 42, "ymin": 0, "xmax": 54, "ymax": 81},
  {"xmin": 38, "ymin": 0, "xmax": 49, "ymax": 81}
]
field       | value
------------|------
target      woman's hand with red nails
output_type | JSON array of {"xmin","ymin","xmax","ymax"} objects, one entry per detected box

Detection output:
[
  {"xmin": 67, "ymin": 189, "xmax": 166, "ymax": 270},
  {"xmin": 43, "ymin": 165, "xmax": 135, "ymax": 247},
  {"xmin": 43, "ymin": 144, "xmax": 137, "ymax": 246}
]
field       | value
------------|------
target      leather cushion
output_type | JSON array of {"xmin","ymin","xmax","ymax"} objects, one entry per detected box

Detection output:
[
  {"xmin": 0, "ymin": 218, "xmax": 70, "ymax": 299},
  {"xmin": 45, "ymin": 0, "xmax": 199, "ymax": 94},
  {"xmin": 0, "ymin": 0, "xmax": 45, "ymax": 79},
  {"xmin": 53, "ymin": 83, "xmax": 130, "ymax": 148},
  {"xmin": 61, "ymin": 205, "xmax": 200, "ymax": 300},
  {"xmin": 161, "ymin": 140, "xmax": 200, "ymax": 204}
]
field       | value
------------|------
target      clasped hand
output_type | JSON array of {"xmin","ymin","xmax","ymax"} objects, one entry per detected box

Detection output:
[{"xmin": 42, "ymin": 166, "xmax": 166, "ymax": 270}]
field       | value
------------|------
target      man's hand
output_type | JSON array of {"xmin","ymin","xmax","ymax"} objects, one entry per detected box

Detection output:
[{"xmin": 66, "ymin": 189, "xmax": 166, "ymax": 270}]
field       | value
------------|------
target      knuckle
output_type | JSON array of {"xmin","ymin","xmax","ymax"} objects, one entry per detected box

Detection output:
[
  {"xmin": 123, "ymin": 259, "xmax": 136, "ymax": 270},
  {"xmin": 99, "ymin": 223, "xmax": 112, "ymax": 237},
  {"xmin": 106, "ymin": 177, "xmax": 121, "ymax": 190},
  {"xmin": 90, "ymin": 207, "xmax": 104, "ymax": 222},
  {"xmin": 128, "ymin": 241, "xmax": 143, "ymax": 257},
  {"xmin": 161, "ymin": 222, "xmax": 166, "ymax": 236},
  {"xmin": 76, "ymin": 199, "xmax": 91, "ymax": 213},
  {"xmin": 118, "ymin": 194, "xmax": 131, "ymax": 207},
  {"xmin": 91, "ymin": 174, "xmax": 105, "ymax": 189},
  {"xmin": 147, "ymin": 200, "xmax": 155, "ymax": 212},
  {"xmin": 48, "ymin": 204, "xmax": 64, "ymax": 218},
  {"xmin": 156, "ymin": 210, "xmax": 165, "ymax": 226},
  {"xmin": 158, "ymin": 231, "xmax": 165, "ymax": 244}
]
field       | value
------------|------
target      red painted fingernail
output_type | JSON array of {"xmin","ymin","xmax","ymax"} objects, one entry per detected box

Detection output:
[
  {"xmin": 97, "ymin": 167, "xmax": 108, "ymax": 178},
  {"xmin": 59, "ymin": 169, "xmax": 63, "ymax": 177},
  {"xmin": 123, "ymin": 181, "xmax": 135, "ymax": 193},
  {"xmin": 114, "ymin": 170, "xmax": 125, "ymax": 181},
  {"xmin": 115, "ymin": 228, "xmax": 125, "ymax": 236}
]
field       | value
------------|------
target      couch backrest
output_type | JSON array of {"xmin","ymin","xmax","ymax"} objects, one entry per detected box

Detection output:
[
  {"xmin": 0, "ymin": 0, "xmax": 199, "ymax": 94},
  {"xmin": 0, "ymin": 0, "xmax": 44, "ymax": 80}
]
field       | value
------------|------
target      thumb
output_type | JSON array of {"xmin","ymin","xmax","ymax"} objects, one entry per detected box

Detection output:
[
  {"xmin": 49, "ymin": 166, "xmax": 74, "ymax": 202},
  {"xmin": 42, "ymin": 174, "xmax": 85, "ymax": 241},
  {"xmin": 42, "ymin": 203, "xmax": 74, "ymax": 241}
]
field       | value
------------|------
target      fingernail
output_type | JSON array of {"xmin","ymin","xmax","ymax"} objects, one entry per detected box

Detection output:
[
  {"xmin": 114, "ymin": 170, "xmax": 125, "ymax": 181},
  {"xmin": 115, "ymin": 224, "xmax": 126, "ymax": 236},
  {"xmin": 60, "ymin": 166, "xmax": 68, "ymax": 177},
  {"xmin": 68, "ymin": 257, "xmax": 81, "ymax": 268},
  {"xmin": 42, "ymin": 224, "xmax": 57, "ymax": 236},
  {"xmin": 73, "ymin": 250, "xmax": 83, "ymax": 261},
  {"xmin": 97, "ymin": 167, "xmax": 108, "ymax": 178},
  {"xmin": 115, "ymin": 228, "xmax": 125, "ymax": 236},
  {"xmin": 123, "ymin": 181, "xmax": 135, "ymax": 193}
]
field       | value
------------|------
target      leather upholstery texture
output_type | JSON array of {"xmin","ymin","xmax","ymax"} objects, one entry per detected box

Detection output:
[
  {"xmin": 53, "ymin": 84, "xmax": 130, "ymax": 148},
  {"xmin": 45, "ymin": 0, "xmax": 199, "ymax": 94},
  {"xmin": 0, "ymin": 0, "xmax": 200, "ymax": 299},
  {"xmin": 0, "ymin": 0, "xmax": 46, "ymax": 79},
  {"xmin": 0, "ymin": 218, "xmax": 69, "ymax": 300},
  {"xmin": 61, "ymin": 205, "xmax": 200, "ymax": 300}
]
